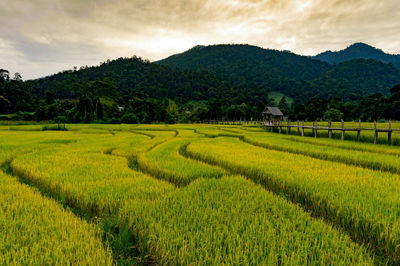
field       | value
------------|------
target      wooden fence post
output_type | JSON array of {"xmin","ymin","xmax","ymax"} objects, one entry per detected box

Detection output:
[
  {"xmin": 301, "ymin": 121, "xmax": 304, "ymax": 137},
  {"xmin": 357, "ymin": 120, "xmax": 361, "ymax": 141},
  {"xmin": 328, "ymin": 120, "xmax": 332, "ymax": 138},
  {"xmin": 314, "ymin": 121, "xmax": 318, "ymax": 138},
  {"xmin": 312, "ymin": 121, "xmax": 315, "ymax": 136},
  {"xmin": 341, "ymin": 120, "xmax": 345, "ymax": 141},
  {"xmin": 374, "ymin": 121, "xmax": 378, "ymax": 144},
  {"xmin": 297, "ymin": 120, "xmax": 300, "ymax": 135},
  {"xmin": 388, "ymin": 120, "xmax": 392, "ymax": 144}
]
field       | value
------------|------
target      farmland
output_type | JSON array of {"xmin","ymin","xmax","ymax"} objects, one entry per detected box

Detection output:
[{"xmin": 1, "ymin": 123, "xmax": 399, "ymax": 264}]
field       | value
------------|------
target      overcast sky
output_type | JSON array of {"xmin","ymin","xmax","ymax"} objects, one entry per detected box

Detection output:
[{"xmin": 1, "ymin": 0, "xmax": 399, "ymax": 80}]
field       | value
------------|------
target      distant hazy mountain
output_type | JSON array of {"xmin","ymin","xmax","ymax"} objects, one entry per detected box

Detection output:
[{"xmin": 313, "ymin": 43, "xmax": 400, "ymax": 68}]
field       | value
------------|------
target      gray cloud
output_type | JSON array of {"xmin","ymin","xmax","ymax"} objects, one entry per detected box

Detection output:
[{"xmin": 0, "ymin": 0, "xmax": 399, "ymax": 79}]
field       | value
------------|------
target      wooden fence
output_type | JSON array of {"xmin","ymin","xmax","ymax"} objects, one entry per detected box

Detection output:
[
  {"xmin": 263, "ymin": 120, "xmax": 400, "ymax": 144},
  {"xmin": 201, "ymin": 120, "xmax": 400, "ymax": 144},
  {"xmin": 201, "ymin": 120, "xmax": 261, "ymax": 125}
]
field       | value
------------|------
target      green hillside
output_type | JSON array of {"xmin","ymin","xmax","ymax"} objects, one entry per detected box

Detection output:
[
  {"xmin": 305, "ymin": 59, "xmax": 400, "ymax": 101},
  {"xmin": 314, "ymin": 43, "xmax": 400, "ymax": 68}
]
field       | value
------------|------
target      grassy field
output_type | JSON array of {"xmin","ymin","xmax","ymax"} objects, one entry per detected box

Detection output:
[
  {"xmin": 269, "ymin": 91, "xmax": 294, "ymax": 106},
  {"xmin": 1, "ymin": 123, "xmax": 399, "ymax": 264}
]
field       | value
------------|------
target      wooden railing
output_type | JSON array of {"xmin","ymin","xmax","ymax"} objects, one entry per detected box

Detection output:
[
  {"xmin": 264, "ymin": 120, "xmax": 399, "ymax": 144},
  {"xmin": 200, "ymin": 120, "xmax": 262, "ymax": 125},
  {"xmin": 200, "ymin": 119, "xmax": 399, "ymax": 144}
]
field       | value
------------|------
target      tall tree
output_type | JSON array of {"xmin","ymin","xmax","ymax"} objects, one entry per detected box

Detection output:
[
  {"xmin": 165, "ymin": 99, "xmax": 179, "ymax": 124},
  {"xmin": 278, "ymin": 97, "xmax": 289, "ymax": 116}
]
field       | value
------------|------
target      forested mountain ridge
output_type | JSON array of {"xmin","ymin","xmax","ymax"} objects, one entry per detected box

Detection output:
[
  {"xmin": 302, "ymin": 59, "xmax": 400, "ymax": 101},
  {"xmin": 30, "ymin": 56, "xmax": 227, "ymax": 102},
  {"xmin": 1, "ymin": 56, "xmax": 273, "ymax": 123},
  {"xmin": 28, "ymin": 44, "xmax": 400, "ymax": 103},
  {"xmin": 1, "ymin": 43, "xmax": 400, "ymax": 123},
  {"xmin": 313, "ymin": 43, "xmax": 400, "ymax": 68},
  {"xmin": 30, "ymin": 55, "xmax": 274, "ymax": 106},
  {"xmin": 157, "ymin": 44, "xmax": 331, "ymax": 92},
  {"xmin": 157, "ymin": 44, "xmax": 400, "ymax": 101}
]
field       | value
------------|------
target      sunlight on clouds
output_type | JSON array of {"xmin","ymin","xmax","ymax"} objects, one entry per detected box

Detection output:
[
  {"xmin": 0, "ymin": 38, "xmax": 25, "ymax": 71},
  {"xmin": 0, "ymin": 0, "xmax": 399, "ymax": 79},
  {"xmin": 296, "ymin": 0, "xmax": 312, "ymax": 11},
  {"xmin": 276, "ymin": 37, "xmax": 297, "ymax": 51},
  {"xmin": 102, "ymin": 31, "xmax": 198, "ymax": 57}
]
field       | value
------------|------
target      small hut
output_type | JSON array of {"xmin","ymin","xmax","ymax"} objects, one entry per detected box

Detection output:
[{"xmin": 262, "ymin": 107, "xmax": 284, "ymax": 125}]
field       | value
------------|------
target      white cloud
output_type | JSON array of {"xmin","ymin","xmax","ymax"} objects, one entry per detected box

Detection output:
[{"xmin": 0, "ymin": 0, "xmax": 399, "ymax": 79}]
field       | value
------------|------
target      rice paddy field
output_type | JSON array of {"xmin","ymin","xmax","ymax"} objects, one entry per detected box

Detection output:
[{"xmin": 1, "ymin": 123, "xmax": 400, "ymax": 264}]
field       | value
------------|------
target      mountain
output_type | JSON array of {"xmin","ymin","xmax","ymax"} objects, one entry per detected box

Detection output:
[
  {"xmin": 158, "ymin": 44, "xmax": 400, "ymax": 101},
  {"xmin": 29, "ymin": 56, "xmax": 271, "ymax": 105},
  {"xmin": 157, "ymin": 44, "xmax": 331, "ymax": 94},
  {"xmin": 3, "ymin": 43, "xmax": 400, "ymax": 124},
  {"xmin": 304, "ymin": 59, "xmax": 400, "ymax": 101},
  {"xmin": 32, "ymin": 44, "xmax": 399, "ymax": 105},
  {"xmin": 313, "ymin": 43, "xmax": 400, "ymax": 68}
]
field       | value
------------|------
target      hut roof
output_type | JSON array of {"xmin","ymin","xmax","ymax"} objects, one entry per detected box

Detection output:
[{"xmin": 262, "ymin": 107, "xmax": 284, "ymax": 116}]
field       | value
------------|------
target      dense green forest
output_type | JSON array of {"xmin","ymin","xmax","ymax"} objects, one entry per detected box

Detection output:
[
  {"xmin": 300, "ymin": 59, "xmax": 400, "ymax": 101},
  {"xmin": 0, "ymin": 57, "xmax": 272, "ymax": 123},
  {"xmin": 1, "ymin": 44, "xmax": 400, "ymax": 124},
  {"xmin": 158, "ymin": 44, "xmax": 329, "ymax": 98},
  {"xmin": 313, "ymin": 43, "xmax": 400, "ymax": 68},
  {"xmin": 158, "ymin": 44, "xmax": 400, "ymax": 102}
]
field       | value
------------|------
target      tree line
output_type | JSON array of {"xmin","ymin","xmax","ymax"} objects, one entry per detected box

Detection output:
[
  {"xmin": 283, "ymin": 84, "xmax": 400, "ymax": 122},
  {"xmin": 1, "ymin": 61, "xmax": 400, "ymax": 123}
]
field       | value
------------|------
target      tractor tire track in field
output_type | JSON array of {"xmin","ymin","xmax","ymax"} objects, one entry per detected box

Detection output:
[
  {"xmin": 103, "ymin": 139, "xmax": 169, "ymax": 181},
  {"xmin": 1, "ymin": 156, "xmax": 148, "ymax": 266},
  {"xmin": 182, "ymin": 137, "xmax": 389, "ymax": 264},
  {"xmin": 175, "ymin": 128, "xmax": 203, "ymax": 137},
  {"xmin": 129, "ymin": 130, "xmax": 156, "ymax": 139},
  {"xmin": 122, "ymin": 130, "xmax": 201, "ymax": 187},
  {"xmin": 114, "ymin": 130, "xmax": 226, "ymax": 188},
  {"xmin": 131, "ymin": 128, "xmax": 179, "ymax": 137}
]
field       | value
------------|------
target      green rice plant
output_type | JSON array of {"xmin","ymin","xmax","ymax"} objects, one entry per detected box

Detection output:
[
  {"xmin": 0, "ymin": 133, "xmax": 114, "ymax": 265},
  {"xmin": 137, "ymin": 138, "xmax": 226, "ymax": 186},
  {"xmin": 195, "ymin": 127, "xmax": 241, "ymax": 138},
  {"xmin": 8, "ymin": 125, "xmax": 45, "ymax": 131},
  {"xmin": 0, "ymin": 171, "xmax": 113, "ymax": 265},
  {"xmin": 281, "ymin": 121, "xmax": 400, "ymax": 145},
  {"xmin": 241, "ymin": 132, "xmax": 400, "ymax": 173},
  {"xmin": 282, "ymin": 134, "xmax": 400, "ymax": 156},
  {"xmin": 112, "ymin": 130, "xmax": 176, "ymax": 158},
  {"xmin": 229, "ymin": 125, "xmax": 264, "ymax": 133},
  {"xmin": 186, "ymin": 137, "xmax": 400, "ymax": 263},
  {"xmin": 10, "ymin": 133, "xmax": 176, "ymax": 217},
  {"xmin": 1, "ymin": 124, "xmax": 397, "ymax": 264},
  {"xmin": 176, "ymin": 129, "xmax": 199, "ymax": 137},
  {"xmin": 119, "ymin": 176, "xmax": 376, "ymax": 265},
  {"xmin": 7, "ymin": 130, "xmax": 178, "ymax": 263},
  {"xmin": 192, "ymin": 126, "xmax": 400, "ymax": 173}
]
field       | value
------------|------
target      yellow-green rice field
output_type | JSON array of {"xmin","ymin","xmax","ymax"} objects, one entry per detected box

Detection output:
[{"xmin": 1, "ymin": 123, "xmax": 399, "ymax": 264}]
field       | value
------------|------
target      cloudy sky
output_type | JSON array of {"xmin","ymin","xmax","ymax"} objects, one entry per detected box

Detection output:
[{"xmin": 1, "ymin": 0, "xmax": 399, "ymax": 80}]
